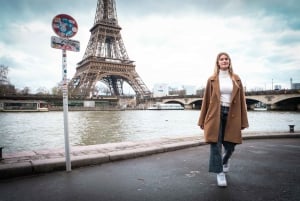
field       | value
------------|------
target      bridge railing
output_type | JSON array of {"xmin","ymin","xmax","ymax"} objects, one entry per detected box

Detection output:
[
  {"xmin": 150, "ymin": 89, "xmax": 300, "ymax": 100},
  {"xmin": 245, "ymin": 89, "xmax": 300, "ymax": 96}
]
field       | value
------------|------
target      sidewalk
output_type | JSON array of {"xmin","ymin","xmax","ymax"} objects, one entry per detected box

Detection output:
[
  {"xmin": 1, "ymin": 132, "xmax": 299, "ymax": 179},
  {"xmin": 0, "ymin": 137, "xmax": 299, "ymax": 201}
]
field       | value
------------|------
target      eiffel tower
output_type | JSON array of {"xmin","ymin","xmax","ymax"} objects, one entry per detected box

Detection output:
[{"xmin": 69, "ymin": 0, "xmax": 150, "ymax": 98}]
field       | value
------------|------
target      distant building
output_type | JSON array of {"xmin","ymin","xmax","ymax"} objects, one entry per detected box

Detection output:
[
  {"xmin": 153, "ymin": 83, "xmax": 169, "ymax": 97},
  {"xmin": 291, "ymin": 83, "xmax": 300, "ymax": 89},
  {"xmin": 290, "ymin": 78, "xmax": 300, "ymax": 89},
  {"xmin": 183, "ymin": 85, "xmax": 196, "ymax": 95}
]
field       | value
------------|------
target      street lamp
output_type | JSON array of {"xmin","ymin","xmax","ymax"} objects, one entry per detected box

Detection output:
[{"xmin": 272, "ymin": 79, "xmax": 273, "ymax": 90}]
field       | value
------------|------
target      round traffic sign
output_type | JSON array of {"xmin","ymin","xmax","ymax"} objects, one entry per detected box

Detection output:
[{"xmin": 52, "ymin": 14, "xmax": 78, "ymax": 38}]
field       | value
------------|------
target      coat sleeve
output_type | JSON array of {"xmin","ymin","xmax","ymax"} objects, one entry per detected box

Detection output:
[
  {"xmin": 239, "ymin": 79, "xmax": 249, "ymax": 129},
  {"xmin": 198, "ymin": 78, "xmax": 211, "ymax": 126}
]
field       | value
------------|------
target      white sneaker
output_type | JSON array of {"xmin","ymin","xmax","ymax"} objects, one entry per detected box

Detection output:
[
  {"xmin": 223, "ymin": 163, "xmax": 229, "ymax": 173},
  {"xmin": 217, "ymin": 172, "xmax": 227, "ymax": 187}
]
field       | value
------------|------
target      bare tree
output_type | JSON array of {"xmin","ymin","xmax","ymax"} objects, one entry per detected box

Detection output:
[
  {"xmin": 0, "ymin": 64, "xmax": 16, "ymax": 95},
  {"xmin": 0, "ymin": 64, "xmax": 9, "ymax": 85},
  {"xmin": 20, "ymin": 87, "xmax": 30, "ymax": 95},
  {"xmin": 36, "ymin": 87, "xmax": 49, "ymax": 95},
  {"xmin": 52, "ymin": 85, "xmax": 62, "ymax": 96}
]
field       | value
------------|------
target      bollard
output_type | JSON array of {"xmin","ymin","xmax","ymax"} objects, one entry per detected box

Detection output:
[
  {"xmin": 0, "ymin": 147, "xmax": 3, "ymax": 160},
  {"xmin": 289, "ymin": 125, "xmax": 295, "ymax": 133}
]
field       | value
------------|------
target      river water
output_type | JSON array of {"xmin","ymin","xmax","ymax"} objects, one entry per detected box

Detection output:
[{"xmin": 0, "ymin": 110, "xmax": 299, "ymax": 153}]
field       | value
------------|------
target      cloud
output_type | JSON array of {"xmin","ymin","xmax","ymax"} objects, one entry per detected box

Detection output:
[{"xmin": 0, "ymin": 0, "xmax": 299, "ymax": 93}]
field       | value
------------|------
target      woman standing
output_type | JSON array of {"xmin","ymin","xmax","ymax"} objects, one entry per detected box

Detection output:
[{"xmin": 198, "ymin": 52, "xmax": 249, "ymax": 187}]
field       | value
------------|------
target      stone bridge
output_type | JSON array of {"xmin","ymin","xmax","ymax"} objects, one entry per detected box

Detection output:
[{"xmin": 155, "ymin": 90, "xmax": 300, "ymax": 110}]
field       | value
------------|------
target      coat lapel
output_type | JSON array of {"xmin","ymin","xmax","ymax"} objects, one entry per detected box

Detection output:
[
  {"xmin": 211, "ymin": 75, "xmax": 220, "ymax": 100},
  {"xmin": 231, "ymin": 76, "xmax": 240, "ymax": 102}
]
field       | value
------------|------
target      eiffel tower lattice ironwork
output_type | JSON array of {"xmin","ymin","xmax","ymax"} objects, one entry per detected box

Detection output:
[{"xmin": 69, "ymin": 0, "xmax": 150, "ymax": 98}]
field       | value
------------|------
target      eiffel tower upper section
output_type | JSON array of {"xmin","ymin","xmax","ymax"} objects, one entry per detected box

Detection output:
[
  {"xmin": 69, "ymin": 0, "xmax": 150, "ymax": 98},
  {"xmin": 82, "ymin": 0, "xmax": 128, "ymax": 61}
]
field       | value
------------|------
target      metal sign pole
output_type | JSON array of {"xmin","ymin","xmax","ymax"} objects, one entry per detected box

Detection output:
[
  {"xmin": 51, "ymin": 13, "xmax": 79, "ymax": 172},
  {"xmin": 62, "ymin": 48, "xmax": 71, "ymax": 172}
]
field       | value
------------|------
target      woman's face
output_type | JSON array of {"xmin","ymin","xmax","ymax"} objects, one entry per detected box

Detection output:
[{"xmin": 218, "ymin": 54, "xmax": 230, "ymax": 71}]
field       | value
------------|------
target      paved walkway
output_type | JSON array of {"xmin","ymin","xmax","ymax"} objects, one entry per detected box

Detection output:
[
  {"xmin": 0, "ymin": 137, "xmax": 299, "ymax": 201},
  {"xmin": 0, "ymin": 132, "xmax": 299, "ymax": 179}
]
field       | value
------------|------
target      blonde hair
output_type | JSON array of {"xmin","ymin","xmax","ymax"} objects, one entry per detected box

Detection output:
[{"xmin": 214, "ymin": 52, "xmax": 239, "ymax": 87}]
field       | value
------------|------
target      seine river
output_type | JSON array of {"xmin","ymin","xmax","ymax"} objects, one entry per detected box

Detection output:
[{"xmin": 0, "ymin": 110, "xmax": 299, "ymax": 153}]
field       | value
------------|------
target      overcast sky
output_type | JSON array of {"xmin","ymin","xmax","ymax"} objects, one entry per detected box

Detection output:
[{"xmin": 1, "ymin": 0, "xmax": 299, "ymax": 93}]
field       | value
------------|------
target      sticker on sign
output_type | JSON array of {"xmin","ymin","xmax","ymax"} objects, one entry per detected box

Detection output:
[
  {"xmin": 51, "ymin": 36, "xmax": 80, "ymax": 52},
  {"xmin": 52, "ymin": 14, "xmax": 78, "ymax": 38}
]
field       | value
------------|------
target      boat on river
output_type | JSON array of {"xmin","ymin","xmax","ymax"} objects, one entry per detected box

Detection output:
[
  {"xmin": 0, "ymin": 100, "xmax": 49, "ymax": 112},
  {"xmin": 253, "ymin": 107, "xmax": 268, "ymax": 111},
  {"xmin": 147, "ymin": 103, "xmax": 184, "ymax": 110},
  {"xmin": 253, "ymin": 102, "xmax": 267, "ymax": 111}
]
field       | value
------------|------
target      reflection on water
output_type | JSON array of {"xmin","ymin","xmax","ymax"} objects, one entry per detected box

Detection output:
[
  {"xmin": 71, "ymin": 111, "xmax": 127, "ymax": 145},
  {"xmin": 0, "ymin": 110, "xmax": 299, "ymax": 153}
]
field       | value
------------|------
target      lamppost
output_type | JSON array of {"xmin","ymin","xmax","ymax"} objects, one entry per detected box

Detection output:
[{"xmin": 272, "ymin": 79, "xmax": 273, "ymax": 90}]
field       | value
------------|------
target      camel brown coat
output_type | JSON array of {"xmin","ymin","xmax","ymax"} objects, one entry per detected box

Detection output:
[{"xmin": 198, "ymin": 74, "xmax": 249, "ymax": 144}]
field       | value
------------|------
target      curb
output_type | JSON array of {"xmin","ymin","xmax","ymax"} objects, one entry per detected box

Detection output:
[
  {"xmin": 243, "ymin": 133, "xmax": 300, "ymax": 140},
  {"xmin": 0, "ymin": 133, "xmax": 299, "ymax": 179}
]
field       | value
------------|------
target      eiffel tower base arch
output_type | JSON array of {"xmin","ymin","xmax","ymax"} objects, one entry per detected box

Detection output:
[{"xmin": 69, "ymin": 59, "xmax": 150, "ymax": 99}]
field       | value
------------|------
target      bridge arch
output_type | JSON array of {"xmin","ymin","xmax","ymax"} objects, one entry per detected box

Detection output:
[
  {"xmin": 163, "ymin": 99, "xmax": 185, "ymax": 106},
  {"xmin": 245, "ymin": 93, "xmax": 300, "ymax": 105},
  {"xmin": 156, "ymin": 91, "xmax": 300, "ymax": 110}
]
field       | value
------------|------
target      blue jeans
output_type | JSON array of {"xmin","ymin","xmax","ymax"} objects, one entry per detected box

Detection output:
[{"xmin": 209, "ymin": 106, "xmax": 236, "ymax": 173}]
